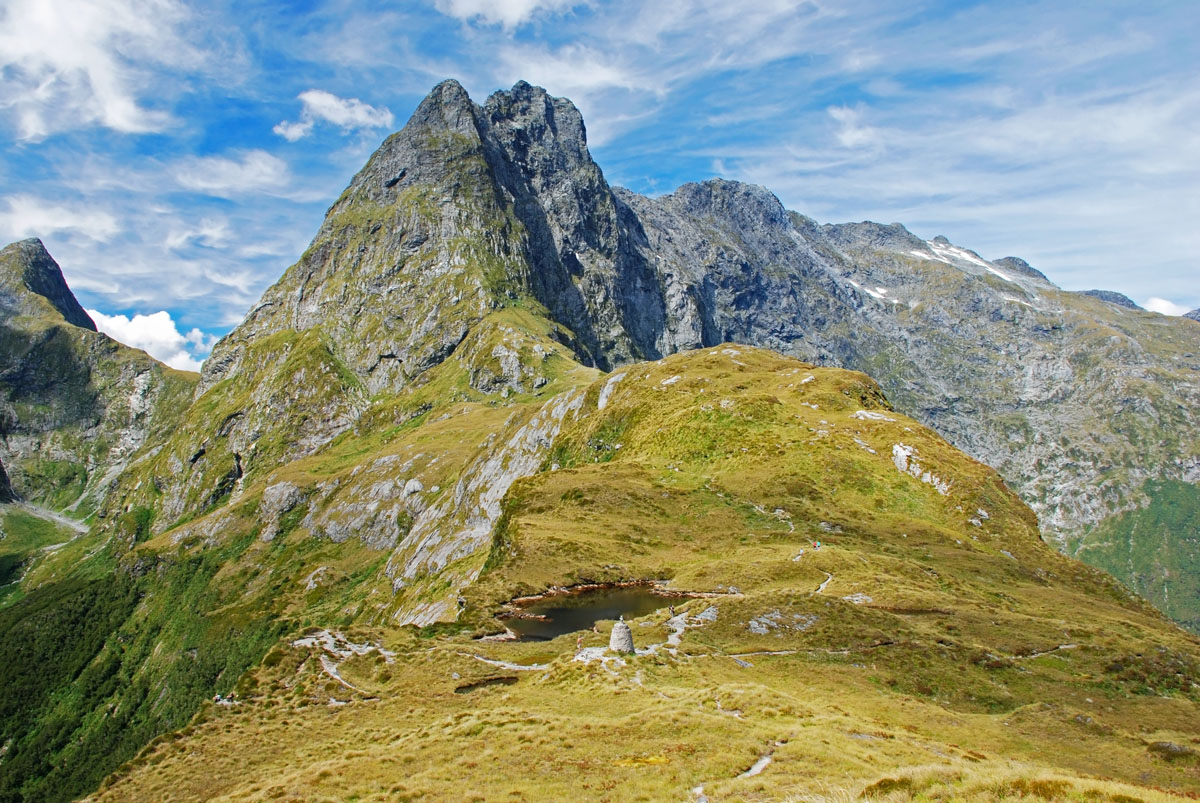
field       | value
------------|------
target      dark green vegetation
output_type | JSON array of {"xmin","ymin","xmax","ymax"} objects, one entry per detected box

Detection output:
[
  {"xmin": 0, "ymin": 531, "xmax": 290, "ymax": 803},
  {"xmin": 1074, "ymin": 480, "xmax": 1200, "ymax": 632}
]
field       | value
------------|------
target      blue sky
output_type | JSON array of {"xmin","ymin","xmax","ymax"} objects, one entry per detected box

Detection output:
[{"xmin": 2, "ymin": 0, "xmax": 1197, "ymax": 369}]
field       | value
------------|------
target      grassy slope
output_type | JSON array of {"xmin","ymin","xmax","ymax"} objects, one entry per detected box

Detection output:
[
  {"xmin": 0, "ymin": 506, "xmax": 81, "ymax": 606},
  {"xmin": 0, "ymin": 310, "xmax": 598, "ymax": 802},
  {"xmin": 90, "ymin": 347, "xmax": 1200, "ymax": 802},
  {"xmin": 1073, "ymin": 480, "xmax": 1200, "ymax": 633}
]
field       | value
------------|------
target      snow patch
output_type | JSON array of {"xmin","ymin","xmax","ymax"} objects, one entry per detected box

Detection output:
[{"xmin": 910, "ymin": 249, "xmax": 953, "ymax": 265}]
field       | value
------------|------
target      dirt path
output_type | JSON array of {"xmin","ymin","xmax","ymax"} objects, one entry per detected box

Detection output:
[{"xmin": 814, "ymin": 571, "xmax": 833, "ymax": 594}]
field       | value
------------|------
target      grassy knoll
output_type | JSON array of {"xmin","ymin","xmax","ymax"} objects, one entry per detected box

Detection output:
[{"xmin": 89, "ymin": 347, "xmax": 1200, "ymax": 802}]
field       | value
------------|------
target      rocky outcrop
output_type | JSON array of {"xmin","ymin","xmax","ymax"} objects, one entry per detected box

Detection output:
[
  {"xmin": 0, "ymin": 456, "xmax": 16, "ymax": 503},
  {"xmin": 1186, "ymin": 308, "xmax": 1200, "ymax": 322},
  {"xmin": 1082, "ymin": 289, "xmax": 1141, "ymax": 309}
]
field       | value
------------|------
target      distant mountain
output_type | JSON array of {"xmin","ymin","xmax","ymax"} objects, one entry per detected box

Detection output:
[
  {"xmin": 0, "ymin": 239, "xmax": 197, "ymax": 514},
  {"xmin": 1186, "ymin": 308, "xmax": 1200, "ymax": 321}
]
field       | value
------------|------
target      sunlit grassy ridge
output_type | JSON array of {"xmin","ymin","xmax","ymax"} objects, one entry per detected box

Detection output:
[{"xmin": 87, "ymin": 346, "xmax": 1200, "ymax": 802}]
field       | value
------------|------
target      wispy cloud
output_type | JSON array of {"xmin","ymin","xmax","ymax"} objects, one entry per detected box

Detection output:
[
  {"xmin": 0, "ymin": 0, "xmax": 198, "ymax": 140},
  {"xmin": 1144, "ymin": 298, "xmax": 1192, "ymax": 317},
  {"xmin": 0, "ymin": 196, "xmax": 120, "ymax": 242},
  {"xmin": 274, "ymin": 90, "xmax": 394, "ymax": 141},
  {"xmin": 174, "ymin": 151, "xmax": 290, "ymax": 198},
  {"xmin": 434, "ymin": 0, "xmax": 582, "ymax": 29}
]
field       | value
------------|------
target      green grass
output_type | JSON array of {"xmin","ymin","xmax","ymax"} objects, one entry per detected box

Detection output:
[
  {"xmin": 86, "ymin": 345, "xmax": 1200, "ymax": 802},
  {"xmin": 1073, "ymin": 479, "xmax": 1200, "ymax": 633},
  {"xmin": 0, "ymin": 507, "xmax": 82, "ymax": 606}
]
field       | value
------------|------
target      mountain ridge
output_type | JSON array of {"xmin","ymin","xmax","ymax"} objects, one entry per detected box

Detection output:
[
  {"xmin": 1, "ymin": 79, "xmax": 1198, "ymax": 802},
  {"xmin": 25, "ymin": 79, "xmax": 1200, "ymax": 629}
]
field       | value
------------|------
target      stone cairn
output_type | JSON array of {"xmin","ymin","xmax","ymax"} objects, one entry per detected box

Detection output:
[{"xmin": 609, "ymin": 615, "xmax": 635, "ymax": 654}]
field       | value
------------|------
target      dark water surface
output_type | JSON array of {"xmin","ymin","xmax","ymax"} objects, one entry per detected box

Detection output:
[{"xmin": 506, "ymin": 586, "xmax": 674, "ymax": 641}]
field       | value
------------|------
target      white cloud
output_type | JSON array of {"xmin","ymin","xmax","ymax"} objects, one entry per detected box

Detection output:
[
  {"xmin": 0, "ymin": 0, "xmax": 195, "ymax": 139},
  {"xmin": 828, "ymin": 106, "xmax": 881, "ymax": 149},
  {"xmin": 1144, "ymin": 297, "xmax": 1191, "ymax": 317},
  {"xmin": 0, "ymin": 195, "xmax": 120, "ymax": 242},
  {"xmin": 274, "ymin": 90, "xmax": 394, "ymax": 141},
  {"xmin": 164, "ymin": 218, "xmax": 229, "ymax": 251},
  {"xmin": 86, "ymin": 308, "xmax": 213, "ymax": 371},
  {"xmin": 434, "ymin": 0, "xmax": 579, "ymax": 29},
  {"xmin": 174, "ymin": 151, "xmax": 290, "ymax": 198},
  {"xmin": 498, "ymin": 45, "xmax": 647, "ymax": 95}
]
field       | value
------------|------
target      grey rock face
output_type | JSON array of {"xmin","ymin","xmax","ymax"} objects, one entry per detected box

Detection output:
[
  {"xmin": 1186, "ymin": 309, "xmax": 1200, "ymax": 321},
  {"xmin": 0, "ymin": 239, "xmax": 96, "ymax": 330},
  {"xmin": 1081, "ymin": 289, "xmax": 1141, "ymax": 309},
  {"xmin": 994, "ymin": 256, "xmax": 1049, "ymax": 282},
  {"xmin": 260, "ymin": 481, "xmax": 304, "ymax": 541}
]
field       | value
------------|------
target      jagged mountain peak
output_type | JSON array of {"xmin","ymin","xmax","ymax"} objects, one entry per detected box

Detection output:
[
  {"xmin": 821, "ymin": 219, "xmax": 926, "ymax": 250},
  {"xmin": 0, "ymin": 238, "xmax": 96, "ymax": 331},
  {"xmin": 1185, "ymin": 308, "xmax": 1200, "ymax": 321},
  {"xmin": 340, "ymin": 79, "xmax": 594, "ymax": 211},
  {"xmin": 993, "ymin": 256, "xmax": 1049, "ymax": 282},
  {"xmin": 664, "ymin": 179, "xmax": 792, "ymax": 230}
]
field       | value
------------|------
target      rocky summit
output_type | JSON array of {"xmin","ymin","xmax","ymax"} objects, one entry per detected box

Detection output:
[
  {"xmin": 139, "ymin": 79, "xmax": 1200, "ymax": 629},
  {"xmin": 0, "ymin": 80, "xmax": 1198, "ymax": 802}
]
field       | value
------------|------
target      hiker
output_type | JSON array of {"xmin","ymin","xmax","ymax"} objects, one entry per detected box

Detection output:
[
  {"xmin": 669, "ymin": 605, "xmax": 676, "ymax": 617},
  {"xmin": 576, "ymin": 634, "xmax": 583, "ymax": 652}
]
